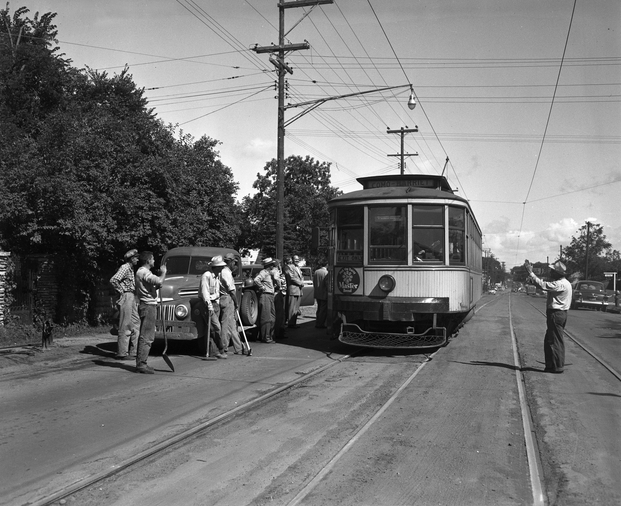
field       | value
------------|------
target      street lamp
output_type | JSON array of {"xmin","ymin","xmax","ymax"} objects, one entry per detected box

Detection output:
[{"xmin": 407, "ymin": 85, "xmax": 417, "ymax": 110}]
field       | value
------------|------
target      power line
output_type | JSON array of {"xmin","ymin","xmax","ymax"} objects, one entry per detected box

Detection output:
[
  {"xmin": 515, "ymin": 0, "xmax": 578, "ymax": 266},
  {"xmin": 175, "ymin": 0, "xmax": 268, "ymax": 72},
  {"xmin": 179, "ymin": 84, "xmax": 272, "ymax": 125}
]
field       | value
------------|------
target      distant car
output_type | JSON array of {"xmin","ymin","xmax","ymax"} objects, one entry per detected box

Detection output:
[
  {"xmin": 488, "ymin": 289, "xmax": 496, "ymax": 295},
  {"xmin": 571, "ymin": 280, "xmax": 614, "ymax": 311}
]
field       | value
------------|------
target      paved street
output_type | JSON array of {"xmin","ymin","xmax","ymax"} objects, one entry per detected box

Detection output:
[{"xmin": 1, "ymin": 293, "xmax": 620, "ymax": 505}]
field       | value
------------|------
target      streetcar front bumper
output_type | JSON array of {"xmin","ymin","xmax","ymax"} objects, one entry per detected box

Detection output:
[
  {"xmin": 334, "ymin": 296, "xmax": 450, "ymax": 321},
  {"xmin": 339, "ymin": 323, "xmax": 447, "ymax": 349}
]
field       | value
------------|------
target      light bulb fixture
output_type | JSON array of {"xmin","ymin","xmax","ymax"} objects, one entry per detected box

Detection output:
[{"xmin": 407, "ymin": 85, "xmax": 416, "ymax": 110}]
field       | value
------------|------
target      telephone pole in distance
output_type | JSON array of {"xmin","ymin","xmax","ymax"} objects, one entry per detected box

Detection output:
[{"xmin": 387, "ymin": 126, "xmax": 418, "ymax": 175}]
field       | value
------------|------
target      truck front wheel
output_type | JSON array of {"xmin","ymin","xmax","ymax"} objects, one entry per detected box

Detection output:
[{"xmin": 240, "ymin": 290, "xmax": 258, "ymax": 326}]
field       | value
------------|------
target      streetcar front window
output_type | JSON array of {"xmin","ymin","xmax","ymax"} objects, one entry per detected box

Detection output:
[
  {"xmin": 449, "ymin": 207, "xmax": 465, "ymax": 265},
  {"xmin": 336, "ymin": 207, "xmax": 364, "ymax": 264},
  {"xmin": 412, "ymin": 205, "xmax": 444, "ymax": 263},
  {"xmin": 369, "ymin": 206, "xmax": 407, "ymax": 264}
]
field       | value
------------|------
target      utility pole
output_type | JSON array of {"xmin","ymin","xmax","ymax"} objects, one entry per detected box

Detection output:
[
  {"xmin": 585, "ymin": 221, "xmax": 591, "ymax": 279},
  {"xmin": 252, "ymin": 0, "xmax": 333, "ymax": 261},
  {"xmin": 387, "ymin": 126, "xmax": 418, "ymax": 175}
]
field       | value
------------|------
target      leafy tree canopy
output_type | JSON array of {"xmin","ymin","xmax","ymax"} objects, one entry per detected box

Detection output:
[
  {"xmin": 239, "ymin": 155, "xmax": 341, "ymax": 264},
  {"xmin": 0, "ymin": 4, "xmax": 241, "ymax": 322},
  {"xmin": 563, "ymin": 222, "xmax": 621, "ymax": 282}
]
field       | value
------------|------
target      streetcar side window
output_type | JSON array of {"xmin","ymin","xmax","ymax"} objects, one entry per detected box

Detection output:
[
  {"xmin": 412, "ymin": 205, "xmax": 444, "ymax": 263},
  {"xmin": 369, "ymin": 206, "xmax": 407, "ymax": 265},
  {"xmin": 449, "ymin": 207, "xmax": 465, "ymax": 265},
  {"xmin": 336, "ymin": 207, "xmax": 364, "ymax": 264}
]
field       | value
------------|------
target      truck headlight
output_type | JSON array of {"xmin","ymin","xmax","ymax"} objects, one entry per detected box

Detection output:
[{"xmin": 175, "ymin": 304, "xmax": 189, "ymax": 319}]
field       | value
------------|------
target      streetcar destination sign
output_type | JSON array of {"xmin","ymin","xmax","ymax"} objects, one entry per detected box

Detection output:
[{"xmin": 366, "ymin": 179, "xmax": 436, "ymax": 189}]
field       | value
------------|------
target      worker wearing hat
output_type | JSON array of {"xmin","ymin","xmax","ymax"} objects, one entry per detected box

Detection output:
[
  {"xmin": 253, "ymin": 257, "xmax": 278, "ymax": 343},
  {"xmin": 524, "ymin": 259, "xmax": 573, "ymax": 374},
  {"xmin": 109, "ymin": 249, "xmax": 140, "ymax": 360},
  {"xmin": 285, "ymin": 255, "xmax": 305, "ymax": 328},
  {"xmin": 198, "ymin": 256, "xmax": 227, "ymax": 358},
  {"xmin": 218, "ymin": 253, "xmax": 243, "ymax": 354}
]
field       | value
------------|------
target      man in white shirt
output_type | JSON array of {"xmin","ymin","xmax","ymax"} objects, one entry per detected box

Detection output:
[
  {"xmin": 217, "ymin": 253, "xmax": 242, "ymax": 354},
  {"xmin": 524, "ymin": 260, "xmax": 572, "ymax": 374},
  {"xmin": 199, "ymin": 257, "xmax": 226, "ymax": 359}
]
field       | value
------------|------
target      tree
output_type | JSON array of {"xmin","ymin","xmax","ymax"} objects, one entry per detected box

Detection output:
[
  {"xmin": 239, "ymin": 155, "xmax": 341, "ymax": 263},
  {"xmin": 483, "ymin": 253, "xmax": 505, "ymax": 288},
  {"xmin": 563, "ymin": 222, "xmax": 619, "ymax": 281},
  {"xmin": 0, "ymin": 5, "xmax": 242, "ymax": 323}
]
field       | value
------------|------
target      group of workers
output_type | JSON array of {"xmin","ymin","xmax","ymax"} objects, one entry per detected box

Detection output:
[
  {"xmin": 110, "ymin": 249, "xmax": 329, "ymax": 375},
  {"xmin": 252, "ymin": 255, "xmax": 328, "ymax": 344}
]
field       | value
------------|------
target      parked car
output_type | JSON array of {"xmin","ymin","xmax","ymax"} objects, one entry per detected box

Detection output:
[
  {"xmin": 155, "ymin": 247, "xmax": 259, "ymax": 354},
  {"xmin": 571, "ymin": 280, "xmax": 615, "ymax": 311}
]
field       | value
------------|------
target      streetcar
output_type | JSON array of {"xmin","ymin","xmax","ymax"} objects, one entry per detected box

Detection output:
[{"xmin": 326, "ymin": 173, "xmax": 482, "ymax": 349}]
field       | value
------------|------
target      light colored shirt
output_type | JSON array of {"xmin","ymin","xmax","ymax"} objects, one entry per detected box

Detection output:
[
  {"xmin": 254, "ymin": 268, "xmax": 276, "ymax": 294},
  {"xmin": 135, "ymin": 266, "xmax": 162, "ymax": 305},
  {"xmin": 285, "ymin": 263, "xmax": 304, "ymax": 296},
  {"xmin": 529, "ymin": 274, "xmax": 572, "ymax": 310},
  {"xmin": 200, "ymin": 271, "xmax": 220, "ymax": 311}
]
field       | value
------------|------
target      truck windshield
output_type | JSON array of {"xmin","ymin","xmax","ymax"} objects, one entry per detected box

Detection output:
[{"xmin": 165, "ymin": 256, "xmax": 212, "ymax": 275}]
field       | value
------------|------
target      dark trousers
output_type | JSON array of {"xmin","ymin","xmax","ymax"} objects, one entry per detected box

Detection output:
[
  {"xmin": 315, "ymin": 298, "xmax": 328, "ymax": 328},
  {"xmin": 545, "ymin": 309, "xmax": 567, "ymax": 371},
  {"xmin": 259, "ymin": 293, "xmax": 275, "ymax": 342},
  {"xmin": 136, "ymin": 303, "xmax": 156, "ymax": 368},
  {"xmin": 287, "ymin": 294, "xmax": 301, "ymax": 326},
  {"xmin": 199, "ymin": 299, "xmax": 224, "ymax": 354},
  {"xmin": 274, "ymin": 292, "xmax": 286, "ymax": 338}
]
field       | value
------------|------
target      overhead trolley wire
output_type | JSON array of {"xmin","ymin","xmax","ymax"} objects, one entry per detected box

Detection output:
[
  {"xmin": 515, "ymin": 0, "xmax": 578, "ymax": 265},
  {"xmin": 175, "ymin": 0, "xmax": 268, "ymax": 73},
  {"xmin": 179, "ymin": 84, "xmax": 273, "ymax": 126},
  {"xmin": 366, "ymin": 0, "xmax": 466, "ymax": 195},
  {"xmin": 332, "ymin": 1, "xmax": 433, "ymax": 175},
  {"xmin": 296, "ymin": 12, "xmax": 404, "ymax": 159}
]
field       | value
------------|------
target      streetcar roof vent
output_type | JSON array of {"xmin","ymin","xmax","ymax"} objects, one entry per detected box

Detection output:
[{"xmin": 356, "ymin": 174, "xmax": 454, "ymax": 193}]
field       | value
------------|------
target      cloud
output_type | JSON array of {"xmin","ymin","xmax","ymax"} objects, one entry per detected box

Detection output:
[
  {"xmin": 540, "ymin": 217, "xmax": 579, "ymax": 242},
  {"xmin": 485, "ymin": 216, "xmax": 511, "ymax": 234},
  {"xmin": 242, "ymin": 138, "xmax": 274, "ymax": 158}
]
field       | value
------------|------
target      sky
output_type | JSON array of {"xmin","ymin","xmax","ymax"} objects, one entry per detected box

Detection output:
[{"xmin": 11, "ymin": 0, "xmax": 621, "ymax": 269}]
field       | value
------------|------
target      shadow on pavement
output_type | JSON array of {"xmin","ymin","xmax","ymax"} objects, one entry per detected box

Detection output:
[
  {"xmin": 92, "ymin": 359, "xmax": 135, "ymax": 373},
  {"xmin": 80, "ymin": 343, "xmax": 116, "ymax": 358}
]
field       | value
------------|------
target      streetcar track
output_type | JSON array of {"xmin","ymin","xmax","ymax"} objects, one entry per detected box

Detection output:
[
  {"xmin": 30, "ymin": 352, "xmax": 356, "ymax": 506},
  {"xmin": 509, "ymin": 293, "xmax": 621, "ymax": 506},
  {"xmin": 28, "ymin": 297, "xmax": 545, "ymax": 506},
  {"xmin": 522, "ymin": 297, "xmax": 621, "ymax": 382},
  {"xmin": 508, "ymin": 294, "xmax": 545, "ymax": 506},
  {"xmin": 285, "ymin": 349, "xmax": 438, "ymax": 506}
]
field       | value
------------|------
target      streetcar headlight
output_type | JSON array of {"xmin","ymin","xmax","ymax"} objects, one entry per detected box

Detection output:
[
  {"xmin": 378, "ymin": 275, "xmax": 396, "ymax": 293},
  {"xmin": 175, "ymin": 304, "xmax": 189, "ymax": 319}
]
